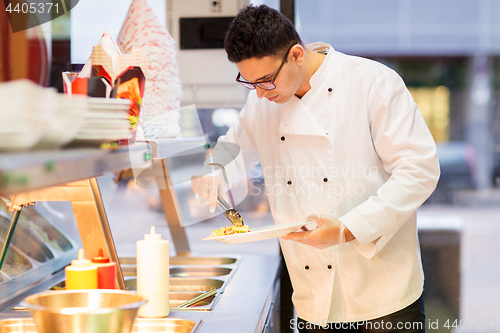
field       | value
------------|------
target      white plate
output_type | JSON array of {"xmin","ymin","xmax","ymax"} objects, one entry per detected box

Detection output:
[
  {"xmin": 65, "ymin": 138, "xmax": 113, "ymax": 147},
  {"xmin": 84, "ymin": 112, "xmax": 130, "ymax": 119},
  {"xmin": 85, "ymin": 117, "xmax": 130, "ymax": 123},
  {"xmin": 81, "ymin": 124, "xmax": 130, "ymax": 130},
  {"xmin": 88, "ymin": 107, "xmax": 131, "ymax": 113},
  {"xmin": 75, "ymin": 132, "xmax": 130, "ymax": 140},
  {"xmin": 201, "ymin": 221, "xmax": 315, "ymax": 244},
  {"xmin": 88, "ymin": 97, "xmax": 132, "ymax": 105},
  {"xmin": 81, "ymin": 122, "xmax": 130, "ymax": 128},
  {"xmin": 88, "ymin": 103, "xmax": 132, "ymax": 111},
  {"xmin": 0, "ymin": 132, "xmax": 44, "ymax": 150},
  {"xmin": 77, "ymin": 131, "xmax": 130, "ymax": 137}
]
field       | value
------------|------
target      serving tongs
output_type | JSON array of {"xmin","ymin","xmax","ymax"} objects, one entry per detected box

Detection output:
[
  {"xmin": 175, "ymin": 288, "xmax": 218, "ymax": 309},
  {"xmin": 217, "ymin": 196, "xmax": 244, "ymax": 227}
]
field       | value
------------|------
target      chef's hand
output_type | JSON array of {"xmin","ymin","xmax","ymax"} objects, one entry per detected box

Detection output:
[
  {"xmin": 191, "ymin": 164, "xmax": 228, "ymax": 213},
  {"xmin": 280, "ymin": 214, "xmax": 355, "ymax": 249}
]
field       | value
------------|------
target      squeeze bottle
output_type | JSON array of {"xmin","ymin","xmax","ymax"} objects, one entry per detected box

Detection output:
[
  {"xmin": 136, "ymin": 226, "xmax": 169, "ymax": 317},
  {"xmin": 65, "ymin": 249, "xmax": 98, "ymax": 290},
  {"xmin": 92, "ymin": 248, "xmax": 117, "ymax": 289}
]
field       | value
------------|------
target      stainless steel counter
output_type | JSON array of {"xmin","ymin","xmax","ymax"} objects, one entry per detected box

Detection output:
[
  {"xmin": 0, "ymin": 254, "xmax": 282, "ymax": 333},
  {"xmin": 0, "ymin": 138, "xmax": 283, "ymax": 333},
  {"xmin": 0, "ymin": 138, "xmax": 206, "ymax": 196}
]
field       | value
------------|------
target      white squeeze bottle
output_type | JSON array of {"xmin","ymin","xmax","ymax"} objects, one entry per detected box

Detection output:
[{"xmin": 136, "ymin": 225, "xmax": 169, "ymax": 317}]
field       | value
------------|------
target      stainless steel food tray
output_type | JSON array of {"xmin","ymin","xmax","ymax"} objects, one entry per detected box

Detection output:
[
  {"xmin": 40, "ymin": 256, "xmax": 240, "ymax": 312},
  {"xmin": 119, "ymin": 256, "xmax": 237, "ymax": 266}
]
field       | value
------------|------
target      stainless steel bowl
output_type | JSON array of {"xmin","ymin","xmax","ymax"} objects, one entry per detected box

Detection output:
[
  {"xmin": 20, "ymin": 290, "xmax": 147, "ymax": 333},
  {"xmin": 0, "ymin": 318, "xmax": 38, "ymax": 333},
  {"xmin": 0, "ymin": 318, "xmax": 201, "ymax": 333}
]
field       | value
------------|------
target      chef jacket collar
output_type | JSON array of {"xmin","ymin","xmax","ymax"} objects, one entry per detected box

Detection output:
[
  {"xmin": 278, "ymin": 43, "xmax": 340, "ymax": 137},
  {"xmin": 306, "ymin": 43, "xmax": 339, "ymax": 94},
  {"xmin": 279, "ymin": 96, "xmax": 327, "ymax": 136}
]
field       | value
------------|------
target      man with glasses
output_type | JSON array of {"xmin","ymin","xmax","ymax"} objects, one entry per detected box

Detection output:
[
  {"xmin": 192, "ymin": 4, "xmax": 439, "ymax": 333},
  {"xmin": 235, "ymin": 41, "xmax": 297, "ymax": 92}
]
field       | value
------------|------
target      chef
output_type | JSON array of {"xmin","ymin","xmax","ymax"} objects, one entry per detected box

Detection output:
[{"xmin": 191, "ymin": 4, "xmax": 440, "ymax": 333}]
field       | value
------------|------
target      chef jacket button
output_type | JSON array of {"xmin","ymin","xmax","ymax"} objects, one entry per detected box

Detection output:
[
  {"xmin": 323, "ymin": 177, "xmax": 328, "ymax": 183},
  {"xmin": 305, "ymin": 265, "xmax": 310, "ymax": 270},
  {"xmin": 328, "ymin": 87, "xmax": 333, "ymax": 92},
  {"xmin": 287, "ymin": 180, "xmax": 292, "ymax": 185},
  {"xmin": 280, "ymin": 136, "xmax": 285, "ymax": 141},
  {"xmin": 327, "ymin": 265, "xmax": 332, "ymax": 269}
]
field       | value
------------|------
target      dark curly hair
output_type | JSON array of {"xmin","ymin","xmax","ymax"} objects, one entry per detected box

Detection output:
[{"xmin": 224, "ymin": 4, "xmax": 303, "ymax": 63}]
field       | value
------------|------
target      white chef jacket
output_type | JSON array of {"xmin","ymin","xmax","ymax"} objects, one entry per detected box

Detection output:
[{"xmin": 206, "ymin": 43, "xmax": 440, "ymax": 323}]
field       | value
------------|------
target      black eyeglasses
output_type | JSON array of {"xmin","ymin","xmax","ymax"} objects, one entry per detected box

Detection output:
[{"xmin": 236, "ymin": 42, "xmax": 298, "ymax": 90}]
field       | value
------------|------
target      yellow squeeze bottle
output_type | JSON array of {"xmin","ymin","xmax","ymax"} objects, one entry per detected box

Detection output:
[{"xmin": 65, "ymin": 249, "xmax": 98, "ymax": 290}]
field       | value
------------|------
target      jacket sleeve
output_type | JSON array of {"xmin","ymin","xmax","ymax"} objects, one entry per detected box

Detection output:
[
  {"xmin": 339, "ymin": 69, "xmax": 440, "ymax": 258},
  {"xmin": 204, "ymin": 92, "xmax": 260, "ymax": 186}
]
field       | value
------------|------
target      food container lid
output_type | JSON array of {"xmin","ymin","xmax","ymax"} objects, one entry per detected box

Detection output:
[
  {"xmin": 144, "ymin": 225, "xmax": 161, "ymax": 241},
  {"xmin": 92, "ymin": 248, "xmax": 110, "ymax": 263},
  {"xmin": 71, "ymin": 249, "xmax": 92, "ymax": 267}
]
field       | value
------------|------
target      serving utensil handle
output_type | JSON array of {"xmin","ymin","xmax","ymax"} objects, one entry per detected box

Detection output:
[{"xmin": 176, "ymin": 288, "xmax": 217, "ymax": 308}]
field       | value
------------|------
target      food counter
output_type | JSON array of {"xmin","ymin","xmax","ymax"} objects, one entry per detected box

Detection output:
[
  {"xmin": 0, "ymin": 254, "xmax": 282, "ymax": 333},
  {"xmin": 0, "ymin": 139, "xmax": 283, "ymax": 333}
]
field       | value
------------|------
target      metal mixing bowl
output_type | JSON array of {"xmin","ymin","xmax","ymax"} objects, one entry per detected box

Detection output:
[{"xmin": 20, "ymin": 289, "xmax": 147, "ymax": 333}]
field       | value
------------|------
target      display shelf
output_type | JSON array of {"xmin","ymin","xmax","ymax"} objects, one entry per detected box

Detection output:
[
  {"xmin": 0, "ymin": 137, "xmax": 207, "ymax": 290},
  {"xmin": 0, "ymin": 137, "xmax": 206, "ymax": 196},
  {"xmin": 0, "ymin": 136, "xmax": 283, "ymax": 333},
  {"xmin": 143, "ymin": 137, "xmax": 208, "ymax": 159}
]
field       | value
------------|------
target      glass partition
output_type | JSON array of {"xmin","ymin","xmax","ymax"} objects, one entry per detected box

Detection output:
[
  {"xmin": 0, "ymin": 213, "xmax": 54, "ymax": 263},
  {"xmin": 0, "ymin": 239, "xmax": 33, "ymax": 278},
  {"xmin": 0, "ymin": 204, "xmax": 74, "ymax": 281}
]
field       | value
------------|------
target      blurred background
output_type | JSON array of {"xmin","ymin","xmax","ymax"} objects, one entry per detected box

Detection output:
[{"xmin": 2, "ymin": 0, "xmax": 500, "ymax": 332}]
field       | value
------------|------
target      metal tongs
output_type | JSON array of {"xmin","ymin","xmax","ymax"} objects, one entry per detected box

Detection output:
[
  {"xmin": 176, "ymin": 288, "xmax": 218, "ymax": 308},
  {"xmin": 217, "ymin": 196, "xmax": 244, "ymax": 227},
  {"xmin": 212, "ymin": 163, "xmax": 244, "ymax": 227}
]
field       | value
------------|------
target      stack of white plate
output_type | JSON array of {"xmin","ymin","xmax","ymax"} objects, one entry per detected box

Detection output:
[
  {"xmin": 70, "ymin": 98, "xmax": 132, "ymax": 146},
  {"xmin": 0, "ymin": 80, "xmax": 56, "ymax": 151},
  {"xmin": 0, "ymin": 80, "xmax": 133, "ymax": 150},
  {"xmin": 35, "ymin": 94, "xmax": 88, "ymax": 149}
]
